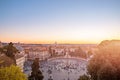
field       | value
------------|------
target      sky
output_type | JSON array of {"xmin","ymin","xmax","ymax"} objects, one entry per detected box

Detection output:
[{"xmin": 0, "ymin": 0, "xmax": 120, "ymax": 44}]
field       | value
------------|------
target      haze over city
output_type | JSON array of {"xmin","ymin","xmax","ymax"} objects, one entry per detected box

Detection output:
[
  {"xmin": 0, "ymin": 0, "xmax": 120, "ymax": 44},
  {"xmin": 1, "ymin": 0, "xmax": 120, "ymax": 80}
]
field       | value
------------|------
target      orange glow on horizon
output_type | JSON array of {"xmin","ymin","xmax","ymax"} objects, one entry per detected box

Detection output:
[
  {"xmin": 1, "ymin": 29, "xmax": 120, "ymax": 44},
  {"xmin": 0, "ymin": 39, "xmax": 113, "ymax": 44}
]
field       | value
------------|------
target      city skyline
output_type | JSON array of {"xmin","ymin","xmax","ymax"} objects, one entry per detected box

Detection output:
[{"xmin": 0, "ymin": 0, "xmax": 120, "ymax": 44}]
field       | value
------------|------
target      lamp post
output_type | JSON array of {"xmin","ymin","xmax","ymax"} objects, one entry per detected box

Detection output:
[{"xmin": 68, "ymin": 70, "xmax": 70, "ymax": 80}]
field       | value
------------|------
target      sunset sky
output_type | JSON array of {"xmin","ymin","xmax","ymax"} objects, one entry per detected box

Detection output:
[{"xmin": 0, "ymin": 0, "xmax": 120, "ymax": 44}]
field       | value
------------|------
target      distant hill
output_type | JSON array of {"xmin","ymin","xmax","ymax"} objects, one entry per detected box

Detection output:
[
  {"xmin": 98, "ymin": 40, "xmax": 120, "ymax": 54},
  {"xmin": 99, "ymin": 40, "xmax": 120, "ymax": 47}
]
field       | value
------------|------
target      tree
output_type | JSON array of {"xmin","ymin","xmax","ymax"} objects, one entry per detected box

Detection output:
[
  {"xmin": 78, "ymin": 74, "xmax": 90, "ymax": 80},
  {"xmin": 0, "ymin": 48, "xmax": 3, "ymax": 54},
  {"xmin": 70, "ymin": 47, "xmax": 86, "ymax": 58},
  {"xmin": 0, "ymin": 54, "xmax": 15, "ymax": 67},
  {"xmin": 87, "ymin": 50, "xmax": 93, "ymax": 58},
  {"xmin": 29, "ymin": 58, "xmax": 44, "ymax": 80},
  {"xmin": 3, "ymin": 42, "xmax": 18, "ymax": 64},
  {"xmin": 97, "ymin": 62, "xmax": 117, "ymax": 80},
  {"xmin": 87, "ymin": 40, "xmax": 120, "ymax": 80},
  {"xmin": 0, "ymin": 65, "xmax": 27, "ymax": 80}
]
